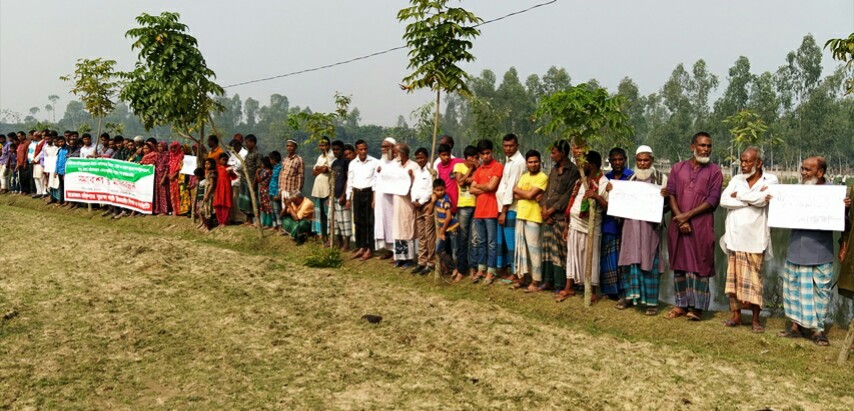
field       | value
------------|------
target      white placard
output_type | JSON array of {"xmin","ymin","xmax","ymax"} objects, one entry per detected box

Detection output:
[
  {"xmin": 768, "ymin": 184, "xmax": 847, "ymax": 231},
  {"xmin": 606, "ymin": 180, "xmax": 664, "ymax": 223},
  {"xmin": 377, "ymin": 164, "xmax": 412, "ymax": 196},
  {"xmin": 181, "ymin": 155, "xmax": 197, "ymax": 175}
]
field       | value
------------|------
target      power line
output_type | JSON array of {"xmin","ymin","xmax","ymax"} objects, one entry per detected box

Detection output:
[{"xmin": 222, "ymin": 0, "xmax": 558, "ymax": 89}]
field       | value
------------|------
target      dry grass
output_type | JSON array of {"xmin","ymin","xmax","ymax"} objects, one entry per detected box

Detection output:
[{"xmin": 1, "ymin": 195, "xmax": 853, "ymax": 410}]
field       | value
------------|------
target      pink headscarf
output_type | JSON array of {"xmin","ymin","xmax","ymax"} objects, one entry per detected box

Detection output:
[{"xmin": 168, "ymin": 141, "xmax": 184, "ymax": 173}]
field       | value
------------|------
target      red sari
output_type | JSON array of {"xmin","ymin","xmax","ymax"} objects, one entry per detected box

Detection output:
[
  {"xmin": 168, "ymin": 142, "xmax": 184, "ymax": 216},
  {"xmin": 154, "ymin": 142, "xmax": 171, "ymax": 215},
  {"xmin": 213, "ymin": 164, "xmax": 237, "ymax": 225}
]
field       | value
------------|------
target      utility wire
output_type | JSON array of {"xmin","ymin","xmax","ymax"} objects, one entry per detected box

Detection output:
[{"xmin": 222, "ymin": 0, "xmax": 558, "ymax": 89}]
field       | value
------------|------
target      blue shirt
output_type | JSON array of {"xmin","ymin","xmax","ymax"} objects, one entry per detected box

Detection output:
[
  {"xmin": 269, "ymin": 164, "xmax": 282, "ymax": 197},
  {"xmin": 603, "ymin": 168, "xmax": 634, "ymax": 235},
  {"xmin": 56, "ymin": 146, "xmax": 70, "ymax": 175},
  {"xmin": 435, "ymin": 194, "xmax": 459, "ymax": 232}
]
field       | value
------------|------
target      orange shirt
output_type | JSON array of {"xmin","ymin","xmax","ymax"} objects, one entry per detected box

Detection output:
[{"xmin": 472, "ymin": 160, "xmax": 503, "ymax": 219}]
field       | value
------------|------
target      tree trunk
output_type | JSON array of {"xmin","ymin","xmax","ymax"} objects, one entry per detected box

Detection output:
[
  {"xmin": 88, "ymin": 116, "xmax": 104, "ymax": 213},
  {"xmin": 430, "ymin": 89, "xmax": 441, "ymax": 169},
  {"xmin": 328, "ymin": 172, "xmax": 335, "ymax": 249},
  {"xmin": 839, "ymin": 319, "xmax": 854, "ymax": 364},
  {"xmin": 192, "ymin": 123, "xmax": 205, "ymax": 225}
]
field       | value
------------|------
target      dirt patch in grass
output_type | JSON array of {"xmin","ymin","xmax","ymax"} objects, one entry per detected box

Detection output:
[{"xmin": 1, "ymin": 197, "xmax": 853, "ymax": 409}]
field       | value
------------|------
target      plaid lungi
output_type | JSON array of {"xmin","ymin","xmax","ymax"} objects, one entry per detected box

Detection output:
[
  {"xmin": 542, "ymin": 219, "xmax": 567, "ymax": 266},
  {"xmin": 783, "ymin": 261, "xmax": 834, "ymax": 332},
  {"xmin": 725, "ymin": 251, "xmax": 765, "ymax": 308},
  {"xmin": 513, "ymin": 219, "xmax": 542, "ymax": 281},
  {"xmin": 394, "ymin": 239, "xmax": 416, "ymax": 261},
  {"xmin": 237, "ymin": 180, "xmax": 253, "ymax": 215},
  {"xmin": 624, "ymin": 258, "xmax": 660, "ymax": 307},
  {"xmin": 313, "ymin": 197, "xmax": 329, "ymax": 237},
  {"xmin": 566, "ymin": 228, "xmax": 601, "ymax": 286},
  {"xmin": 599, "ymin": 233, "xmax": 623, "ymax": 296},
  {"xmin": 282, "ymin": 217, "xmax": 311, "ymax": 240},
  {"xmin": 329, "ymin": 201, "xmax": 353, "ymax": 237},
  {"xmin": 673, "ymin": 271, "xmax": 710, "ymax": 311}
]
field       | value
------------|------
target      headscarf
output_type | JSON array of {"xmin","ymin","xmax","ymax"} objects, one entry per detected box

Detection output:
[
  {"xmin": 140, "ymin": 142, "xmax": 158, "ymax": 165},
  {"xmin": 169, "ymin": 141, "xmax": 184, "ymax": 174},
  {"xmin": 156, "ymin": 142, "xmax": 171, "ymax": 172}
]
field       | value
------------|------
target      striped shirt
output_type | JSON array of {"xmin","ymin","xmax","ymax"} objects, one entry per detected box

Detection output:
[
  {"xmin": 435, "ymin": 194, "xmax": 459, "ymax": 232},
  {"xmin": 278, "ymin": 153, "xmax": 304, "ymax": 194}
]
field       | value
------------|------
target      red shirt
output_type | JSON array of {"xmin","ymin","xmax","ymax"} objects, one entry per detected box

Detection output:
[
  {"xmin": 16, "ymin": 142, "xmax": 29, "ymax": 168},
  {"xmin": 472, "ymin": 160, "xmax": 503, "ymax": 219}
]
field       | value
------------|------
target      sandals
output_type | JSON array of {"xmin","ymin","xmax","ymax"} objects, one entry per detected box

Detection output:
[
  {"xmin": 555, "ymin": 290, "xmax": 574, "ymax": 303},
  {"xmin": 751, "ymin": 323, "xmax": 765, "ymax": 333},
  {"xmin": 664, "ymin": 307, "xmax": 686, "ymax": 319},
  {"xmin": 645, "ymin": 307, "xmax": 658, "ymax": 316},
  {"xmin": 777, "ymin": 329, "xmax": 801, "ymax": 339},
  {"xmin": 686, "ymin": 310, "xmax": 702, "ymax": 321},
  {"xmin": 812, "ymin": 334, "xmax": 830, "ymax": 346},
  {"xmin": 723, "ymin": 319, "xmax": 740, "ymax": 327},
  {"xmin": 614, "ymin": 300, "xmax": 634, "ymax": 310}
]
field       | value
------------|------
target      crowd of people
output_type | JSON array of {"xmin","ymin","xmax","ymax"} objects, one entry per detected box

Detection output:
[{"xmin": 3, "ymin": 128, "xmax": 854, "ymax": 347}]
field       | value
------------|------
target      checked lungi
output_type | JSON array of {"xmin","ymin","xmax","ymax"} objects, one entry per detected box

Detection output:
[
  {"xmin": 599, "ymin": 233, "xmax": 624, "ymax": 296},
  {"xmin": 329, "ymin": 200, "xmax": 353, "ymax": 238},
  {"xmin": 725, "ymin": 251, "xmax": 765, "ymax": 308},
  {"xmin": 542, "ymin": 219, "xmax": 567, "ymax": 289},
  {"xmin": 783, "ymin": 261, "xmax": 834, "ymax": 332},
  {"xmin": 673, "ymin": 271, "xmax": 710, "ymax": 311},
  {"xmin": 624, "ymin": 258, "xmax": 661, "ymax": 307},
  {"xmin": 514, "ymin": 219, "xmax": 542, "ymax": 281}
]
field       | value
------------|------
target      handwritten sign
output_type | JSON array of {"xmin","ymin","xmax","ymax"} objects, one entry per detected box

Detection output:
[
  {"xmin": 606, "ymin": 180, "xmax": 664, "ymax": 223},
  {"xmin": 181, "ymin": 155, "xmax": 197, "ymax": 175},
  {"xmin": 377, "ymin": 164, "xmax": 412, "ymax": 196},
  {"xmin": 768, "ymin": 184, "xmax": 847, "ymax": 231}
]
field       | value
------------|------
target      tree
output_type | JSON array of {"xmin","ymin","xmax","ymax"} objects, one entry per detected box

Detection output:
[
  {"xmin": 533, "ymin": 84, "xmax": 632, "ymax": 306},
  {"xmin": 120, "ymin": 11, "xmax": 224, "ymax": 160},
  {"xmin": 398, "ymin": 0, "xmax": 482, "ymax": 165},
  {"xmin": 826, "ymin": 32, "xmax": 854, "ymax": 94},
  {"xmin": 287, "ymin": 93, "xmax": 351, "ymax": 144},
  {"xmin": 48, "ymin": 95, "xmax": 60, "ymax": 122},
  {"xmin": 244, "ymin": 97, "xmax": 259, "ymax": 129},
  {"xmin": 60, "ymin": 58, "xmax": 119, "ymax": 149}
]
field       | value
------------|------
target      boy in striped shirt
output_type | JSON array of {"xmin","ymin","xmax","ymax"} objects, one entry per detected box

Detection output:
[{"xmin": 433, "ymin": 179, "xmax": 460, "ymax": 279}]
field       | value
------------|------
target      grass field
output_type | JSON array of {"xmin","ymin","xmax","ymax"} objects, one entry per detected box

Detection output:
[{"xmin": 1, "ymin": 196, "xmax": 853, "ymax": 410}]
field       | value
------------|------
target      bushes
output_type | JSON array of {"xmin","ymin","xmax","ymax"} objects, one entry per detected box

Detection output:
[{"xmin": 303, "ymin": 246, "xmax": 342, "ymax": 268}]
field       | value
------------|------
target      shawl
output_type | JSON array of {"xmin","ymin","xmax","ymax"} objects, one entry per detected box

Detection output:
[
  {"xmin": 169, "ymin": 142, "xmax": 184, "ymax": 174},
  {"xmin": 566, "ymin": 171, "xmax": 602, "ymax": 220}
]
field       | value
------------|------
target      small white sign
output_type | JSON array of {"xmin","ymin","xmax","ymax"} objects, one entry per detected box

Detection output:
[
  {"xmin": 606, "ymin": 180, "xmax": 664, "ymax": 223},
  {"xmin": 768, "ymin": 184, "xmax": 847, "ymax": 231}
]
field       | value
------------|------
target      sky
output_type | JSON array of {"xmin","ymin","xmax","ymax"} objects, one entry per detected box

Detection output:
[{"xmin": 1, "ymin": 0, "xmax": 853, "ymax": 127}]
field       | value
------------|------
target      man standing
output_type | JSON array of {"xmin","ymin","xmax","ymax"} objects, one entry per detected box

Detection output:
[
  {"xmin": 411, "ymin": 147, "xmax": 436, "ymax": 275},
  {"xmin": 16, "ymin": 131, "xmax": 31, "ymax": 195},
  {"xmin": 278, "ymin": 139, "xmax": 304, "ymax": 210},
  {"xmin": 239, "ymin": 134, "xmax": 262, "ymax": 226},
  {"xmin": 616, "ymin": 145, "xmax": 668, "ymax": 315},
  {"xmin": 329, "ymin": 140, "xmax": 352, "ymax": 250},
  {"xmin": 452, "ymin": 145, "xmax": 480, "ymax": 282},
  {"xmin": 80, "ymin": 133, "xmax": 97, "ymax": 158},
  {"xmin": 347, "ymin": 140, "xmax": 378, "ymax": 260},
  {"xmin": 470, "ymin": 139, "xmax": 504, "ymax": 285},
  {"xmin": 0, "ymin": 133, "xmax": 9, "ymax": 193},
  {"xmin": 602, "ymin": 148, "xmax": 634, "ymax": 304},
  {"xmin": 720, "ymin": 147, "xmax": 777, "ymax": 332},
  {"xmin": 388, "ymin": 144, "xmax": 420, "ymax": 269},
  {"xmin": 511, "ymin": 150, "xmax": 549, "ymax": 291},
  {"xmin": 30, "ymin": 131, "xmax": 47, "ymax": 198},
  {"xmin": 558, "ymin": 151, "xmax": 609, "ymax": 302},
  {"xmin": 432, "ymin": 135, "xmax": 456, "ymax": 170},
  {"xmin": 541, "ymin": 140, "xmax": 579, "ymax": 293},
  {"xmin": 778, "ymin": 156, "xmax": 850, "ymax": 346},
  {"xmin": 374, "ymin": 137, "xmax": 398, "ymax": 258},
  {"xmin": 311, "ymin": 137, "xmax": 332, "ymax": 244},
  {"xmin": 495, "ymin": 133, "xmax": 526, "ymax": 277},
  {"xmin": 665, "ymin": 132, "xmax": 723, "ymax": 321}
]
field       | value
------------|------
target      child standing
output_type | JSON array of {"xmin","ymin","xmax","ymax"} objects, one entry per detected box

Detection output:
[
  {"xmin": 257, "ymin": 157, "xmax": 274, "ymax": 229},
  {"xmin": 197, "ymin": 158, "xmax": 217, "ymax": 231},
  {"xmin": 433, "ymin": 179, "xmax": 460, "ymax": 279}
]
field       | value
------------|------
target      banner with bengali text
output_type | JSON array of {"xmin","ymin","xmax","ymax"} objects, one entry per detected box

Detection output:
[{"xmin": 63, "ymin": 158, "xmax": 155, "ymax": 213}]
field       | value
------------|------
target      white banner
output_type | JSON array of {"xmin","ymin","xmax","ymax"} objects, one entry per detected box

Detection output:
[
  {"xmin": 377, "ymin": 164, "xmax": 412, "ymax": 196},
  {"xmin": 768, "ymin": 184, "xmax": 847, "ymax": 231},
  {"xmin": 605, "ymin": 180, "xmax": 664, "ymax": 223},
  {"xmin": 181, "ymin": 155, "xmax": 197, "ymax": 175},
  {"xmin": 63, "ymin": 158, "xmax": 155, "ymax": 214}
]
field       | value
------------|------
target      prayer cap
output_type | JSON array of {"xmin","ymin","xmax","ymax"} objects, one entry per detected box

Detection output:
[
  {"xmin": 133, "ymin": 135, "xmax": 144, "ymax": 143},
  {"xmin": 636, "ymin": 145, "xmax": 653, "ymax": 155},
  {"xmin": 286, "ymin": 139, "xmax": 298, "ymax": 146},
  {"xmin": 383, "ymin": 137, "xmax": 397, "ymax": 145}
]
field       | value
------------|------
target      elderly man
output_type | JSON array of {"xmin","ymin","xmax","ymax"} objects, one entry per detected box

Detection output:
[
  {"xmin": 778, "ymin": 156, "xmax": 851, "ymax": 346},
  {"xmin": 665, "ymin": 132, "xmax": 723, "ymax": 321},
  {"xmin": 613, "ymin": 145, "xmax": 668, "ymax": 315},
  {"xmin": 388, "ymin": 143, "xmax": 420, "ymax": 268},
  {"xmin": 347, "ymin": 139, "xmax": 378, "ymax": 261},
  {"xmin": 602, "ymin": 147, "xmax": 634, "ymax": 304},
  {"xmin": 281, "ymin": 192, "xmax": 315, "ymax": 245},
  {"xmin": 495, "ymin": 133, "xmax": 526, "ymax": 277},
  {"xmin": 557, "ymin": 150, "xmax": 609, "ymax": 302},
  {"xmin": 540, "ymin": 140, "xmax": 579, "ymax": 293},
  {"xmin": 720, "ymin": 147, "xmax": 777, "ymax": 332},
  {"xmin": 310, "ymin": 137, "xmax": 332, "ymax": 243},
  {"xmin": 374, "ymin": 137, "xmax": 398, "ymax": 258}
]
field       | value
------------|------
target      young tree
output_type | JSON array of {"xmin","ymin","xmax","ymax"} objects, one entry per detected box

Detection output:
[
  {"xmin": 534, "ymin": 84, "xmax": 632, "ymax": 306},
  {"xmin": 60, "ymin": 58, "xmax": 119, "ymax": 151},
  {"xmin": 120, "ymin": 11, "xmax": 224, "ymax": 163},
  {"xmin": 826, "ymin": 32, "xmax": 854, "ymax": 94},
  {"xmin": 398, "ymin": 0, "xmax": 482, "ymax": 165}
]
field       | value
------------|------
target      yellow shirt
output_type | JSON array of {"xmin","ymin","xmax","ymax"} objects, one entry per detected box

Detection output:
[
  {"xmin": 453, "ymin": 162, "xmax": 476, "ymax": 208},
  {"xmin": 515, "ymin": 171, "xmax": 548, "ymax": 223}
]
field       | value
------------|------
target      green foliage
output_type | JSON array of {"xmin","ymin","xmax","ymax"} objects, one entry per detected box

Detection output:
[
  {"xmin": 287, "ymin": 93, "xmax": 351, "ymax": 143},
  {"xmin": 533, "ymin": 83, "xmax": 633, "ymax": 151},
  {"xmin": 303, "ymin": 246, "xmax": 343, "ymax": 268},
  {"xmin": 825, "ymin": 32, "xmax": 854, "ymax": 94},
  {"xmin": 397, "ymin": 0, "xmax": 482, "ymax": 95},
  {"xmin": 723, "ymin": 109, "xmax": 782, "ymax": 154},
  {"xmin": 120, "ymin": 12, "xmax": 224, "ymax": 137},
  {"xmin": 60, "ymin": 58, "xmax": 119, "ymax": 121}
]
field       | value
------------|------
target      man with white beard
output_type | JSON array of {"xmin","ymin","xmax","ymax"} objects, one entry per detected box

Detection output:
[
  {"xmin": 614, "ymin": 145, "xmax": 668, "ymax": 315},
  {"xmin": 720, "ymin": 147, "xmax": 777, "ymax": 333},
  {"xmin": 665, "ymin": 132, "xmax": 723, "ymax": 321},
  {"xmin": 374, "ymin": 137, "xmax": 398, "ymax": 259},
  {"xmin": 778, "ymin": 156, "xmax": 851, "ymax": 346}
]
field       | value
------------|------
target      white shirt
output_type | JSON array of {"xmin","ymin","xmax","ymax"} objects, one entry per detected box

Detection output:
[
  {"xmin": 79, "ymin": 144, "xmax": 96, "ymax": 159},
  {"xmin": 410, "ymin": 164, "xmax": 433, "ymax": 205},
  {"xmin": 568, "ymin": 174, "xmax": 609, "ymax": 234},
  {"xmin": 346, "ymin": 155, "xmax": 378, "ymax": 200},
  {"xmin": 720, "ymin": 172, "xmax": 778, "ymax": 254},
  {"xmin": 311, "ymin": 151, "xmax": 331, "ymax": 198},
  {"xmin": 495, "ymin": 150, "xmax": 526, "ymax": 212}
]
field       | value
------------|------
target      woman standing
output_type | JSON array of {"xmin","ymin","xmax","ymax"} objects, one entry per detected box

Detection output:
[{"xmin": 168, "ymin": 142, "xmax": 184, "ymax": 216}]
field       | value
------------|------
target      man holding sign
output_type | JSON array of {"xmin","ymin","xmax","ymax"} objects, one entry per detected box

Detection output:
[
  {"xmin": 613, "ymin": 145, "xmax": 668, "ymax": 315},
  {"xmin": 720, "ymin": 147, "xmax": 777, "ymax": 333},
  {"xmin": 777, "ymin": 157, "xmax": 850, "ymax": 346}
]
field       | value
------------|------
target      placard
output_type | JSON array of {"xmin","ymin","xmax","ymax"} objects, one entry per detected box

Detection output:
[
  {"xmin": 768, "ymin": 184, "xmax": 847, "ymax": 231},
  {"xmin": 606, "ymin": 180, "xmax": 664, "ymax": 223}
]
